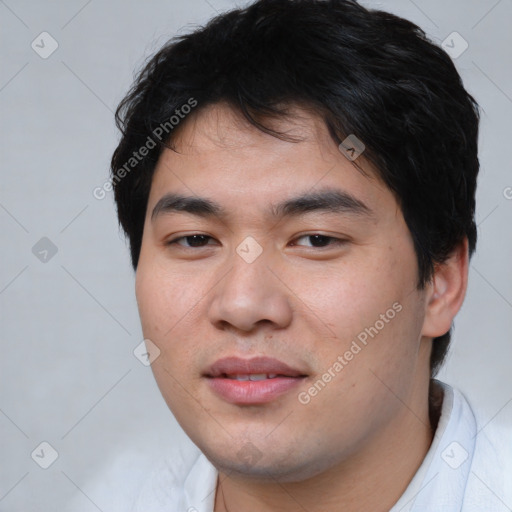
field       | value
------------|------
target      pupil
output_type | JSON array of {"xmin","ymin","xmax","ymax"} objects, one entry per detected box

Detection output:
[
  {"xmin": 310, "ymin": 235, "xmax": 329, "ymax": 247},
  {"xmin": 187, "ymin": 235, "xmax": 208, "ymax": 247}
]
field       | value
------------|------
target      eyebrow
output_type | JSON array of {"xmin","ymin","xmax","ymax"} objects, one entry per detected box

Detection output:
[{"xmin": 151, "ymin": 189, "xmax": 373, "ymax": 222}]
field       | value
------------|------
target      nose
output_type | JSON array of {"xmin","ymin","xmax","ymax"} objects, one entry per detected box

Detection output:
[{"xmin": 207, "ymin": 249, "xmax": 293, "ymax": 333}]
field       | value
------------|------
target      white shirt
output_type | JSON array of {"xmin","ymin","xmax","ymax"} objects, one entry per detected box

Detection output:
[{"xmin": 129, "ymin": 381, "xmax": 510, "ymax": 512}]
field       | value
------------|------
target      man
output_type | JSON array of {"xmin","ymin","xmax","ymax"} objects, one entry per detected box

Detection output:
[{"xmin": 110, "ymin": 0, "xmax": 506, "ymax": 510}]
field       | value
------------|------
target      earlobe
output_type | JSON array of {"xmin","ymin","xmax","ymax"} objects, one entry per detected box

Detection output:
[{"xmin": 421, "ymin": 239, "xmax": 469, "ymax": 338}]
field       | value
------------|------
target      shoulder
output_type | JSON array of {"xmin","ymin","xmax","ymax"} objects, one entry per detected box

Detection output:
[
  {"xmin": 464, "ymin": 407, "xmax": 512, "ymax": 511},
  {"xmin": 131, "ymin": 444, "xmax": 218, "ymax": 512},
  {"xmin": 397, "ymin": 382, "xmax": 510, "ymax": 512},
  {"xmin": 65, "ymin": 442, "xmax": 217, "ymax": 512},
  {"xmin": 445, "ymin": 384, "xmax": 511, "ymax": 511}
]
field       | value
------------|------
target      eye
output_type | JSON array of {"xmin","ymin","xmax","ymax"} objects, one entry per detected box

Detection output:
[
  {"xmin": 167, "ymin": 234, "xmax": 216, "ymax": 248},
  {"xmin": 291, "ymin": 234, "xmax": 345, "ymax": 248}
]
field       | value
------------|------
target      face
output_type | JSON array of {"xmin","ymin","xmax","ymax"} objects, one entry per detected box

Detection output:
[{"xmin": 135, "ymin": 103, "xmax": 432, "ymax": 482}]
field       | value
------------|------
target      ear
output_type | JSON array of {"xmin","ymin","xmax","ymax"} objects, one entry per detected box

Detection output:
[{"xmin": 421, "ymin": 238, "xmax": 469, "ymax": 338}]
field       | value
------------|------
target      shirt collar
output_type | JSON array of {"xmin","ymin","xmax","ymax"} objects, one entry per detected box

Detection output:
[{"xmin": 391, "ymin": 380, "xmax": 477, "ymax": 511}]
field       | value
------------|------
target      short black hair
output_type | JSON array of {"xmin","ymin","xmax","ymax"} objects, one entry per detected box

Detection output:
[{"xmin": 111, "ymin": 0, "xmax": 480, "ymax": 376}]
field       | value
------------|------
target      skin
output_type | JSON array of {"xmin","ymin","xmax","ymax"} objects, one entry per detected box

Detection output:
[{"xmin": 135, "ymin": 102, "xmax": 468, "ymax": 512}]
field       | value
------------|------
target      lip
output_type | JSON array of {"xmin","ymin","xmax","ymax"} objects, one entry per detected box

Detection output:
[
  {"xmin": 205, "ymin": 356, "xmax": 306, "ymax": 378},
  {"xmin": 204, "ymin": 356, "xmax": 308, "ymax": 405}
]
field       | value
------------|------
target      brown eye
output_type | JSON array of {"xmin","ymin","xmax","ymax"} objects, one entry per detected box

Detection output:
[
  {"xmin": 293, "ymin": 234, "xmax": 343, "ymax": 248},
  {"xmin": 168, "ymin": 234, "xmax": 214, "ymax": 247}
]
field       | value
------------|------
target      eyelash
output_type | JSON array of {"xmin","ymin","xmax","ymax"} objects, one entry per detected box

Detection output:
[{"xmin": 166, "ymin": 234, "xmax": 347, "ymax": 249}]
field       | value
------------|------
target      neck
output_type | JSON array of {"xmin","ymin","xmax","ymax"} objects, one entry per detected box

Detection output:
[{"xmin": 214, "ymin": 380, "xmax": 442, "ymax": 512}]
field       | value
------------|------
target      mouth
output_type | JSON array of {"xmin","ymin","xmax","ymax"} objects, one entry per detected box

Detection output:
[
  {"xmin": 204, "ymin": 356, "xmax": 308, "ymax": 405},
  {"xmin": 222, "ymin": 373, "xmax": 289, "ymax": 380}
]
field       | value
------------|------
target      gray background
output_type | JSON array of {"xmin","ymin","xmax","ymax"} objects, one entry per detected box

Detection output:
[{"xmin": 1, "ymin": 0, "xmax": 511, "ymax": 510}]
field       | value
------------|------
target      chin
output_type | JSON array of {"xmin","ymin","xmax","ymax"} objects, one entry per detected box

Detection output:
[{"xmin": 201, "ymin": 440, "xmax": 337, "ymax": 483}]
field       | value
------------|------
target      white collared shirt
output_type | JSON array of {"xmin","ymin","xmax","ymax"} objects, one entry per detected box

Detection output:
[{"xmin": 129, "ymin": 382, "xmax": 510, "ymax": 512}]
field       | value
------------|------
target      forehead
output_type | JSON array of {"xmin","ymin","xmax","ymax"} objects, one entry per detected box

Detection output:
[
  {"xmin": 171, "ymin": 102, "xmax": 331, "ymax": 151},
  {"xmin": 149, "ymin": 102, "xmax": 394, "ymax": 217},
  {"xmin": 168, "ymin": 102, "xmax": 370, "ymax": 165}
]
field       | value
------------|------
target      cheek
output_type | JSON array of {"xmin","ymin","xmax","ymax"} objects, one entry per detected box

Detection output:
[
  {"xmin": 136, "ymin": 264, "xmax": 204, "ymax": 409},
  {"xmin": 293, "ymin": 243, "xmax": 423, "ymax": 380},
  {"xmin": 136, "ymin": 258, "xmax": 201, "ymax": 337},
  {"xmin": 293, "ymin": 260, "xmax": 407, "ymax": 342},
  {"xmin": 295, "ymin": 296, "xmax": 424, "ymax": 448}
]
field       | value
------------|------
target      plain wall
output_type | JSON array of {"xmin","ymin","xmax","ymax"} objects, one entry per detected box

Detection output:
[{"xmin": 1, "ymin": 0, "xmax": 511, "ymax": 510}]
